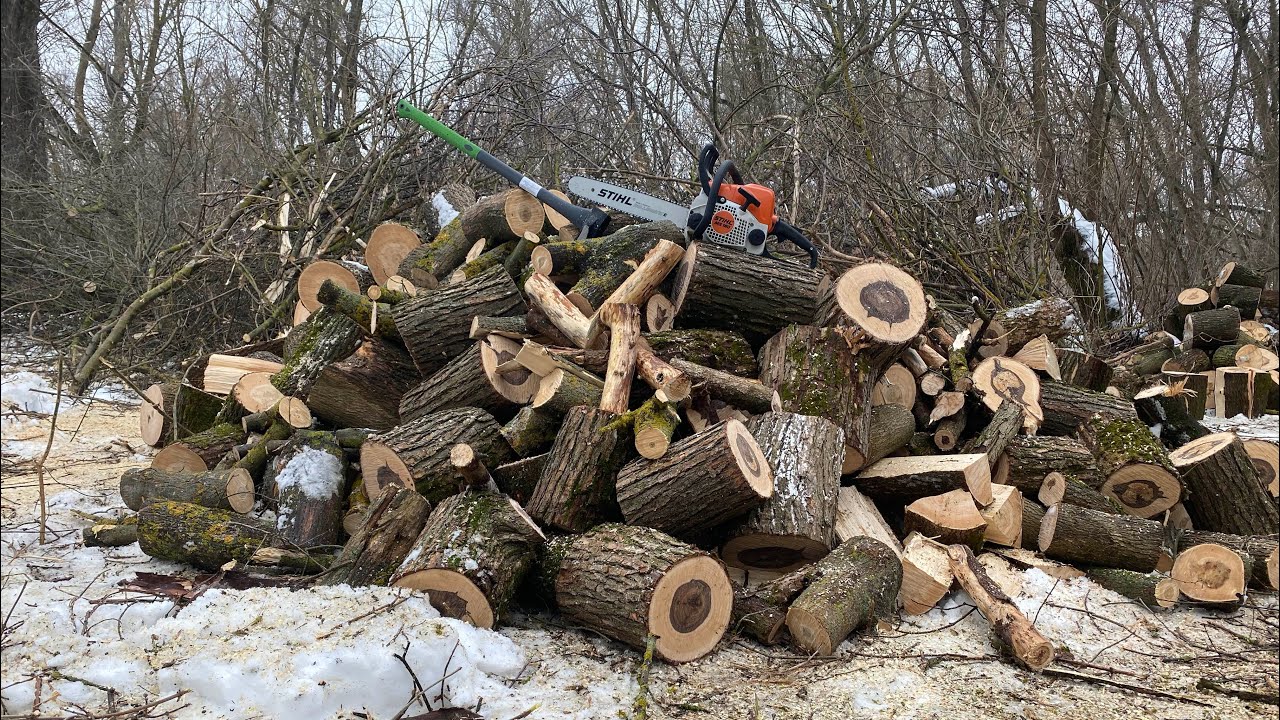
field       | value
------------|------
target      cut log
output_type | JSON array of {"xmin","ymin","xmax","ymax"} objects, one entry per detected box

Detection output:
[
  {"xmin": 450, "ymin": 443, "xmax": 495, "ymax": 492},
  {"xmin": 315, "ymin": 279, "xmax": 400, "ymax": 341},
  {"xmin": 645, "ymin": 293, "xmax": 676, "ymax": 332},
  {"xmin": 1211, "ymin": 284, "xmax": 1262, "ymax": 318},
  {"xmin": 82, "ymin": 516, "xmax": 139, "ymax": 548},
  {"xmin": 758, "ymin": 324, "xmax": 890, "ymax": 472},
  {"xmin": 171, "ymin": 383, "xmax": 223, "ymax": 441},
  {"xmin": 598, "ymin": 303, "xmax": 640, "ymax": 413},
  {"xmin": 927, "ymin": 391, "xmax": 965, "ymax": 427},
  {"xmin": 861, "ymin": 404, "xmax": 916, "ymax": 470},
  {"xmin": 120, "ymin": 467, "xmax": 255, "ymax": 514},
  {"xmin": 997, "ymin": 297, "xmax": 1075, "ymax": 350},
  {"xmin": 978, "ymin": 485, "xmax": 1023, "ymax": 547},
  {"xmin": 529, "ymin": 222, "xmax": 681, "ymax": 312},
  {"xmin": 583, "ymin": 239, "xmax": 685, "ymax": 315},
  {"xmin": 1171, "ymin": 543, "xmax": 1247, "ymax": 609},
  {"xmin": 522, "ymin": 272, "xmax": 601, "ymax": 349},
  {"xmin": 201, "ymin": 354, "xmax": 286, "ymax": 395},
  {"xmin": 183, "ymin": 337, "xmax": 286, "ymax": 391},
  {"xmin": 933, "ymin": 413, "xmax": 967, "ymax": 452},
  {"xmin": 499, "ymin": 407, "xmax": 560, "ymax": 458},
  {"xmin": 1161, "ymin": 371, "xmax": 1209, "ymax": 419},
  {"xmin": 853, "ymin": 454, "xmax": 992, "ymax": 506},
  {"xmin": 1179, "ymin": 530, "xmax": 1279, "ymax": 590},
  {"xmin": 297, "ymin": 259, "xmax": 372, "ymax": 311},
  {"xmin": 903, "ymin": 489, "xmax": 987, "ymax": 551},
  {"xmin": 392, "ymin": 266, "xmax": 527, "ymax": 375},
  {"xmin": 972, "ymin": 356, "xmax": 1043, "ymax": 432},
  {"xmin": 322, "ymin": 488, "xmax": 432, "ymax": 587},
  {"xmin": 1241, "ymin": 439, "xmax": 1279, "ymax": 498},
  {"xmin": 872, "ymin": 363, "xmax": 917, "ymax": 409},
  {"xmin": 1038, "ymin": 380, "xmax": 1138, "ymax": 435},
  {"xmin": 490, "ymin": 454, "xmax": 548, "ymax": 506},
  {"xmin": 1037, "ymin": 472, "xmax": 1119, "ymax": 514},
  {"xmin": 947, "ymin": 544, "xmax": 1054, "ymax": 671},
  {"xmin": 1214, "ymin": 367, "xmax": 1275, "ymax": 418},
  {"xmin": 530, "ymin": 368, "xmax": 603, "ymax": 418},
  {"xmin": 1132, "ymin": 384, "xmax": 1209, "ymax": 448},
  {"xmin": 615, "ymin": 419, "xmax": 772, "ymax": 537},
  {"xmin": 396, "ymin": 219, "xmax": 460, "ymax": 289},
  {"xmin": 272, "ymin": 306, "xmax": 363, "ymax": 397},
  {"xmin": 1086, "ymin": 569, "xmax": 1179, "ymax": 608},
  {"xmin": 1162, "ymin": 347, "xmax": 1211, "ymax": 374},
  {"xmin": 1021, "ymin": 502, "xmax": 1045, "ymax": 547},
  {"xmin": 1078, "ymin": 415, "xmax": 1181, "ymax": 518},
  {"xmin": 823, "ymin": 262, "xmax": 928, "ymax": 361},
  {"xmin": 393, "ymin": 491, "xmax": 545, "ymax": 628},
  {"xmin": 994, "ymin": 435, "xmax": 1102, "ymax": 496},
  {"xmin": 139, "ymin": 383, "xmax": 176, "ymax": 447},
  {"xmin": 267, "ymin": 433, "xmax": 346, "ymax": 548},
  {"xmin": 526, "ymin": 406, "xmax": 631, "ymax": 533},
  {"xmin": 967, "ymin": 317, "xmax": 1009, "ymax": 360},
  {"xmin": 1164, "ymin": 287, "xmax": 1213, "ymax": 337},
  {"xmin": 961, "ymin": 400, "xmax": 1023, "ymax": 465},
  {"xmin": 1183, "ymin": 307, "xmax": 1242, "ymax": 349},
  {"xmin": 398, "ymin": 342, "xmax": 520, "ymax": 423},
  {"xmin": 720, "ymin": 413, "xmax": 842, "ymax": 574},
  {"xmin": 554, "ymin": 523, "xmax": 733, "ymax": 663},
  {"xmin": 1168, "ymin": 432, "xmax": 1276, "ymax": 535},
  {"xmin": 449, "ymin": 240, "xmax": 515, "ymax": 284},
  {"xmin": 669, "ymin": 359, "xmax": 772, "ymax": 413},
  {"xmin": 785, "ymin": 536, "xmax": 901, "ymax": 656},
  {"xmin": 361, "ymin": 407, "xmax": 513, "ymax": 502},
  {"xmin": 229, "ymin": 372, "xmax": 285, "ymax": 421},
  {"xmin": 834, "ymin": 486, "xmax": 902, "ymax": 555},
  {"xmin": 470, "ymin": 315, "xmax": 532, "ymax": 341},
  {"xmin": 1214, "ymin": 261, "xmax": 1268, "ymax": 290},
  {"xmin": 152, "ymin": 423, "xmax": 243, "ymax": 472},
  {"xmin": 899, "ymin": 533, "xmax": 954, "ymax": 614},
  {"xmin": 604, "ymin": 396, "xmax": 682, "ymax": 459},
  {"xmin": 1238, "ymin": 319, "xmax": 1272, "ymax": 343},
  {"xmin": 671, "ymin": 241, "xmax": 830, "ymax": 346},
  {"xmin": 1011, "ymin": 335, "xmax": 1062, "ymax": 380},
  {"xmin": 644, "ymin": 329, "xmax": 756, "ymax": 377},
  {"xmin": 307, "ymin": 336, "xmax": 419, "ymax": 430},
  {"xmin": 730, "ymin": 583, "xmax": 789, "ymax": 645},
  {"xmin": 1038, "ymin": 504, "xmax": 1164, "ymax": 572},
  {"xmin": 1056, "ymin": 348, "xmax": 1113, "ymax": 392},
  {"xmin": 1211, "ymin": 343, "xmax": 1249, "ymax": 368},
  {"xmin": 365, "ymin": 223, "xmax": 422, "ymax": 285},
  {"xmin": 137, "ymin": 500, "xmax": 277, "ymax": 571},
  {"xmin": 1235, "ymin": 344, "xmax": 1279, "ymax": 371}
]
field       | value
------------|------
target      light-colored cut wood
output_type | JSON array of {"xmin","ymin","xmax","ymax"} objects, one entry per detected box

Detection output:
[
  {"xmin": 834, "ymin": 486, "xmax": 902, "ymax": 556},
  {"xmin": 1171, "ymin": 543, "xmax": 1246, "ymax": 605},
  {"xmin": 1236, "ymin": 344, "xmax": 1279, "ymax": 371},
  {"xmin": 855, "ymin": 454, "xmax": 993, "ymax": 506},
  {"xmin": 1011, "ymin": 334, "xmax": 1062, "ymax": 380},
  {"xmin": 645, "ymin": 292, "xmax": 676, "ymax": 332},
  {"xmin": 831, "ymin": 263, "xmax": 928, "ymax": 344},
  {"xmin": 977, "ymin": 484, "xmax": 1023, "ymax": 547},
  {"xmin": 903, "ymin": 489, "xmax": 988, "ymax": 550},
  {"xmin": 297, "ymin": 259, "xmax": 363, "ymax": 311},
  {"xmin": 899, "ymin": 532, "xmax": 953, "ymax": 614},
  {"xmin": 928, "ymin": 391, "xmax": 965, "ymax": 426},
  {"xmin": 202, "ymin": 355, "xmax": 285, "ymax": 395},
  {"xmin": 365, "ymin": 223, "xmax": 422, "ymax": 285},
  {"xmin": 972, "ymin": 356, "xmax": 1043, "ymax": 432},
  {"xmin": 872, "ymin": 364, "xmax": 917, "ymax": 409},
  {"xmin": 1241, "ymin": 438, "xmax": 1279, "ymax": 497}
]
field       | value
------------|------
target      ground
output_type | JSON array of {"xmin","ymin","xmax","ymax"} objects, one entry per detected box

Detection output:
[{"xmin": 2, "ymin": 352, "xmax": 1277, "ymax": 719}]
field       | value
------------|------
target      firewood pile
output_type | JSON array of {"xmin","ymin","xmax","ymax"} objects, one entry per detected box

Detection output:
[{"xmin": 95, "ymin": 187, "xmax": 1278, "ymax": 668}]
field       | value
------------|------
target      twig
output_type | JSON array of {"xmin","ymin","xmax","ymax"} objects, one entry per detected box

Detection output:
[
  {"xmin": 316, "ymin": 594, "xmax": 410, "ymax": 639},
  {"xmin": 632, "ymin": 634, "xmax": 657, "ymax": 720},
  {"xmin": 35, "ymin": 354, "xmax": 65, "ymax": 545},
  {"xmin": 1042, "ymin": 668, "xmax": 1213, "ymax": 706},
  {"xmin": 1195, "ymin": 678, "xmax": 1279, "ymax": 705}
]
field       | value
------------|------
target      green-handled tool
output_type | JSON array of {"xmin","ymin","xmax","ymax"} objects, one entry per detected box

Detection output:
[{"xmin": 396, "ymin": 99, "xmax": 610, "ymax": 239}]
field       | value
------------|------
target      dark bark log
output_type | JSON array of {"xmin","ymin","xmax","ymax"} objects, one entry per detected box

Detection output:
[
  {"xmin": 1079, "ymin": 415, "xmax": 1181, "ymax": 518},
  {"xmin": 120, "ymin": 467, "xmax": 255, "ymax": 514},
  {"xmin": 1038, "ymin": 503, "xmax": 1165, "ymax": 571},
  {"xmin": 361, "ymin": 407, "xmax": 512, "ymax": 502},
  {"xmin": 491, "ymin": 454, "xmax": 549, "ymax": 506},
  {"xmin": 273, "ymin": 306, "xmax": 364, "ymax": 397},
  {"xmin": 392, "ymin": 266, "xmax": 527, "ymax": 375},
  {"xmin": 398, "ymin": 343, "xmax": 519, "ymax": 423},
  {"xmin": 853, "ymin": 453, "xmax": 993, "ymax": 506},
  {"xmin": 527, "ymin": 406, "xmax": 631, "ymax": 532},
  {"xmin": 669, "ymin": 359, "xmax": 772, "ymax": 412},
  {"xmin": 152, "ymin": 423, "xmax": 244, "ymax": 473},
  {"xmin": 1038, "ymin": 380, "xmax": 1138, "ymax": 435},
  {"xmin": 315, "ymin": 279, "xmax": 400, "ymax": 341},
  {"xmin": 643, "ymin": 329, "xmax": 757, "ymax": 376},
  {"xmin": 306, "ymin": 337, "xmax": 419, "ymax": 430},
  {"xmin": 266, "ymin": 432, "xmax": 347, "ymax": 548},
  {"xmin": 1169, "ymin": 433, "xmax": 1276, "ymax": 535},
  {"xmin": 321, "ymin": 488, "xmax": 432, "ymax": 587},
  {"xmin": 1183, "ymin": 307, "xmax": 1242, "ymax": 350},
  {"xmin": 1056, "ymin": 348, "xmax": 1113, "ymax": 392},
  {"xmin": 995, "ymin": 435, "xmax": 1103, "ymax": 495}
]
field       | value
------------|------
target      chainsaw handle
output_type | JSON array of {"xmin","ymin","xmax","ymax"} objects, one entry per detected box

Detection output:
[{"xmin": 772, "ymin": 219, "xmax": 819, "ymax": 269}]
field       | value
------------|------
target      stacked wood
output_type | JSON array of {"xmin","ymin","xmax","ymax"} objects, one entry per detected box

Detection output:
[
  {"xmin": 526, "ymin": 406, "xmax": 630, "ymax": 532},
  {"xmin": 391, "ymin": 266, "xmax": 526, "ymax": 375},
  {"xmin": 1056, "ymin": 348, "xmax": 1113, "ymax": 392},
  {"xmin": 297, "ymin": 259, "xmax": 372, "ymax": 312},
  {"xmin": 1078, "ymin": 415, "xmax": 1181, "ymax": 518},
  {"xmin": 854, "ymin": 454, "xmax": 993, "ymax": 506},
  {"xmin": 899, "ymin": 533, "xmax": 954, "ymax": 614},
  {"xmin": 152, "ymin": 423, "xmax": 244, "ymax": 472},
  {"xmin": 903, "ymin": 489, "xmax": 988, "ymax": 551},
  {"xmin": 1167, "ymin": 433, "xmax": 1276, "ymax": 535},
  {"xmin": 322, "ymin": 488, "xmax": 432, "ymax": 587},
  {"xmin": 360, "ymin": 407, "xmax": 513, "ymax": 501},
  {"xmin": 306, "ymin": 337, "xmax": 418, "ymax": 430}
]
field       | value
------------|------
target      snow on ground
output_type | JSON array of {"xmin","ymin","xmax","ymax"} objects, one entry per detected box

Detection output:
[{"xmin": 1203, "ymin": 410, "xmax": 1279, "ymax": 441}]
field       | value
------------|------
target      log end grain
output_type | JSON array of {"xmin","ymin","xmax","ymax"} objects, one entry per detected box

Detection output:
[{"xmin": 646, "ymin": 554, "xmax": 735, "ymax": 663}]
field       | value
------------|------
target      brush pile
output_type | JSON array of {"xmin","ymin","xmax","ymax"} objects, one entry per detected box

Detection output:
[{"xmin": 96, "ymin": 187, "xmax": 1278, "ymax": 667}]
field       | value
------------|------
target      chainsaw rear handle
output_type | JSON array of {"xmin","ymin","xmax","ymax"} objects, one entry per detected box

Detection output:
[
  {"xmin": 396, "ymin": 99, "xmax": 610, "ymax": 239},
  {"xmin": 772, "ymin": 219, "xmax": 819, "ymax": 269}
]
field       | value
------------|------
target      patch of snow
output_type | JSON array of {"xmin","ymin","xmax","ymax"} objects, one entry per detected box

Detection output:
[
  {"xmin": 433, "ymin": 191, "xmax": 460, "ymax": 227},
  {"xmin": 1202, "ymin": 411, "xmax": 1279, "ymax": 441},
  {"xmin": 2, "ymin": 371, "xmax": 58, "ymax": 421},
  {"xmin": 274, "ymin": 447, "xmax": 343, "ymax": 500},
  {"xmin": 1057, "ymin": 197, "xmax": 1140, "ymax": 327}
]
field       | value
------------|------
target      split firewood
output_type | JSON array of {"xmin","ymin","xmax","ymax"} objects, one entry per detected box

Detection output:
[
  {"xmin": 201, "ymin": 354, "xmax": 286, "ymax": 395},
  {"xmin": 1241, "ymin": 439, "xmax": 1278, "ymax": 498},
  {"xmin": 1038, "ymin": 380, "xmax": 1138, "ymax": 435},
  {"xmin": 615, "ymin": 419, "xmax": 772, "ymax": 537},
  {"xmin": 899, "ymin": 532, "xmax": 954, "ymax": 614},
  {"xmin": 1086, "ymin": 568, "xmax": 1179, "ymax": 609},
  {"xmin": 297, "ymin": 259, "xmax": 372, "ymax": 312},
  {"xmin": 1168, "ymin": 432, "xmax": 1276, "ymax": 535},
  {"xmin": 152, "ymin": 423, "xmax": 243, "ymax": 472},
  {"xmin": 854, "ymin": 453, "xmax": 993, "ymax": 506},
  {"xmin": 903, "ymin": 489, "xmax": 988, "ymax": 551},
  {"xmin": 598, "ymin": 303, "xmax": 641, "ymax": 413},
  {"xmin": 719, "ymin": 413, "xmax": 843, "ymax": 575},
  {"xmin": 834, "ymin": 486, "xmax": 902, "ymax": 555},
  {"xmin": 360, "ymin": 407, "xmax": 513, "ymax": 502},
  {"xmin": 120, "ymin": 467, "xmax": 255, "ymax": 514},
  {"xmin": 927, "ymin": 391, "xmax": 965, "ymax": 426},
  {"xmin": 671, "ymin": 241, "xmax": 830, "ymax": 345},
  {"xmin": 1038, "ymin": 503, "xmax": 1166, "ymax": 572},
  {"xmin": 1214, "ymin": 367, "xmax": 1275, "ymax": 418},
  {"xmin": 137, "ymin": 500, "xmax": 280, "ymax": 571},
  {"xmin": 859, "ymin": 404, "xmax": 915, "ymax": 470},
  {"xmin": 554, "ymin": 523, "xmax": 733, "ymax": 663},
  {"xmin": 1078, "ymin": 415, "xmax": 1181, "ymax": 518},
  {"xmin": 1056, "ymin": 348, "xmax": 1113, "ymax": 392},
  {"xmin": 947, "ymin": 544, "xmax": 1054, "ymax": 671},
  {"xmin": 1011, "ymin": 335, "xmax": 1062, "ymax": 380},
  {"xmin": 321, "ymin": 488, "xmax": 432, "ymax": 587},
  {"xmin": 978, "ymin": 485, "xmax": 1024, "ymax": 547},
  {"xmin": 1170, "ymin": 543, "xmax": 1249, "ymax": 610},
  {"xmin": 365, "ymin": 222, "xmax": 422, "ymax": 285},
  {"xmin": 526, "ymin": 406, "xmax": 631, "ymax": 532},
  {"xmin": 392, "ymin": 491, "xmax": 545, "ymax": 628},
  {"xmin": 785, "ymin": 536, "xmax": 901, "ymax": 656},
  {"xmin": 972, "ymin": 356, "xmax": 1043, "ymax": 432}
]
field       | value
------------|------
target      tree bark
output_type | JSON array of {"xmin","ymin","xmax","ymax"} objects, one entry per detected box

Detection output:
[
  {"xmin": 1038, "ymin": 503, "xmax": 1165, "ymax": 571},
  {"xmin": 266, "ymin": 431, "xmax": 347, "ymax": 548},
  {"xmin": 392, "ymin": 266, "xmax": 526, "ymax": 375},
  {"xmin": 947, "ymin": 544, "xmax": 1055, "ymax": 670},
  {"xmin": 1168, "ymin": 432, "xmax": 1276, "ymax": 535},
  {"xmin": 361, "ymin": 407, "xmax": 513, "ymax": 502},
  {"xmin": 322, "ymin": 488, "xmax": 432, "ymax": 587},
  {"xmin": 152, "ymin": 422, "xmax": 244, "ymax": 472},
  {"xmin": 854, "ymin": 453, "xmax": 993, "ymax": 506},
  {"xmin": 137, "ymin": 500, "xmax": 278, "ymax": 571},
  {"xmin": 306, "ymin": 336, "xmax": 419, "ymax": 430},
  {"xmin": 120, "ymin": 467, "xmax": 255, "ymax": 514},
  {"xmin": 1038, "ymin": 380, "xmax": 1138, "ymax": 435},
  {"xmin": 785, "ymin": 536, "xmax": 902, "ymax": 656},
  {"xmin": 1079, "ymin": 415, "xmax": 1181, "ymax": 518},
  {"xmin": 644, "ymin": 329, "xmax": 757, "ymax": 376},
  {"xmin": 527, "ymin": 406, "xmax": 631, "ymax": 532}
]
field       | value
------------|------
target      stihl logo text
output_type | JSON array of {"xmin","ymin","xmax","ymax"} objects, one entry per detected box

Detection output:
[
  {"xmin": 596, "ymin": 189, "xmax": 633, "ymax": 206},
  {"xmin": 711, "ymin": 210, "xmax": 735, "ymax": 234}
]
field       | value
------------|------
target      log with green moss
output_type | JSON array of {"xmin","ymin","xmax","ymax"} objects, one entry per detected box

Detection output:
[
  {"xmin": 315, "ymin": 279, "xmax": 400, "ymax": 341},
  {"xmin": 220, "ymin": 419, "xmax": 292, "ymax": 481},
  {"xmin": 396, "ymin": 217, "xmax": 469, "ymax": 289},
  {"xmin": 527, "ymin": 406, "xmax": 631, "ymax": 532},
  {"xmin": 600, "ymin": 396, "xmax": 682, "ymax": 459},
  {"xmin": 499, "ymin": 407, "xmax": 561, "ymax": 457},
  {"xmin": 360, "ymin": 406, "xmax": 514, "ymax": 502},
  {"xmin": 392, "ymin": 490, "xmax": 545, "ymax": 628},
  {"xmin": 503, "ymin": 232, "xmax": 540, "ymax": 280},
  {"xmin": 391, "ymin": 265, "xmax": 527, "ymax": 375},
  {"xmin": 137, "ymin": 500, "xmax": 279, "ymax": 571},
  {"xmin": 120, "ymin": 467, "xmax": 255, "ymax": 514},
  {"xmin": 1212, "ymin": 284, "xmax": 1262, "ymax": 317},
  {"xmin": 321, "ymin": 488, "xmax": 432, "ymax": 587},
  {"xmin": 642, "ymin": 329, "xmax": 757, "ymax": 376},
  {"xmin": 1086, "ymin": 568, "xmax": 1179, "ymax": 608},
  {"xmin": 264, "ymin": 431, "xmax": 347, "ymax": 548},
  {"xmin": 152, "ymin": 422, "xmax": 244, "ymax": 472},
  {"xmin": 1079, "ymin": 415, "xmax": 1181, "ymax": 518},
  {"xmin": 450, "ymin": 240, "xmax": 516, "ymax": 283},
  {"xmin": 527, "ymin": 221, "xmax": 681, "ymax": 312},
  {"xmin": 784, "ymin": 536, "xmax": 902, "ymax": 656},
  {"xmin": 272, "ymin": 306, "xmax": 363, "ymax": 399}
]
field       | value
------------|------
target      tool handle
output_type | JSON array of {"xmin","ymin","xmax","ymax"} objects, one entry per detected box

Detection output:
[
  {"xmin": 396, "ymin": 99, "xmax": 480, "ymax": 159},
  {"xmin": 772, "ymin": 219, "xmax": 820, "ymax": 269}
]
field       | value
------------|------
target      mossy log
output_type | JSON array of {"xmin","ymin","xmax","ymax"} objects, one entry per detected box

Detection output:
[
  {"xmin": 305, "ymin": 336, "xmax": 419, "ymax": 431},
  {"xmin": 450, "ymin": 240, "xmax": 515, "ymax": 283},
  {"xmin": 530, "ymin": 221, "xmax": 682, "ymax": 312},
  {"xmin": 171, "ymin": 383, "xmax": 223, "ymax": 441},
  {"xmin": 567, "ymin": 229, "xmax": 685, "ymax": 315},
  {"xmin": 1079, "ymin": 415, "xmax": 1181, "ymax": 518},
  {"xmin": 222, "ymin": 419, "xmax": 292, "ymax": 481},
  {"xmin": 1038, "ymin": 503, "xmax": 1165, "ymax": 572},
  {"xmin": 784, "ymin": 536, "xmax": 902, "ymax": 656},
  {"xmin": 264, "ymin": 431, "xmax": 347, "ymax": 548},
  {"xmin": 615, "ymin": 419, "xmax": 772, "ymax": 537},
  {"xmin": 644, "ymin": 329, "xmax": 757, "ymax": 377},
  {"xmin": 1212, "ymin": 284, "xmax": 1262, "ymax": 317},
  {"xmin": 315, "ymin": 279, "xmax": 400, "ymax": 341},
  {"xmin": 1086, "ymin": 568, "xmax": 1179, "ymax": 608},
  {"xmin": 720, "ymin": 413, "xmax": 842, "ymax": 574},
  {"xmin": 554, "ymin": 523, "xmax": 733, "ymax": 663},
  {"xmin": 137, "ymin": 500, "xmax": 278, "ymax": 571},
  {"xmin": 322, "ymin": 488, "xmax": 432, "ymax": 587},
  {"xmin": 1169, "ymin": 433, "xmax": 1276, "ymax": 536},
  {"xmin": 1038, "ymin": 380, "xmax": 1138, "ymax": 435},
  {"xmin": 1211, "ymin": 344, "xmax": 1249, "ymax": 368},
  {"xmin": 671, "ymin": 242, "xmax": 829, "ymax": 346},
  {"xmin": 151, "ymin": 422, "xmax": 244, "ymax": 473},
  {"xmin": 360, "ymin": 407, "xmax": 513, "ymax": 502},
  {"xmin": 397, "ymin": 217, "xmax": 467, "ymax": 289},
  {"xmin": 120, "ymin": 467, "xmax": 255, "ymax": 514},
  {"xmin": 527, "ymin": 406, "xmax": 631, "ymax": 532},
  {"xmin": 391, "ymin": 265, "xmax": 527, "ymax": 376},
  {"xmin": 758, "ymin": 324, "xmax": 888, "ymax": 472},
  {"xmin": 272, "ymin": 306, "xmax": 363, "ymax": 398},
  {"xmin": 392, "ymin": 491, "xmax": 545, "ymax": 628},
  {"xmin": 603, "ymin": 396, "xmax": 682, "ymax": 459}
]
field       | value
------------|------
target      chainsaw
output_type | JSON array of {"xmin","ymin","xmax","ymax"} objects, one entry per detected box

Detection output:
[{"xmin": 396, "ymin": 99, "xmax": 818, "ymax": 268}]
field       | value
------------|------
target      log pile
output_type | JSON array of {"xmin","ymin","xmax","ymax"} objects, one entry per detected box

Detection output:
[{"xmin": 109, "ymin": 197, "xmax": 1276, "ymax": 670}]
